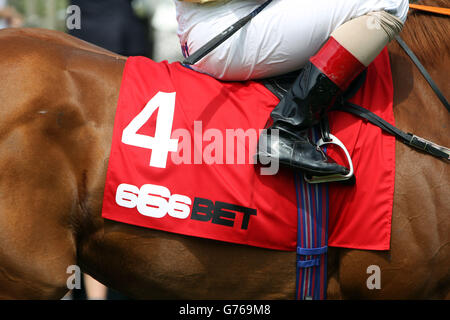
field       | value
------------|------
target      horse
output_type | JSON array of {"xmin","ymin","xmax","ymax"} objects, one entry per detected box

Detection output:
[{"xmin": 0, "ymin": 0, "xmax": 448, "ymax": 299}]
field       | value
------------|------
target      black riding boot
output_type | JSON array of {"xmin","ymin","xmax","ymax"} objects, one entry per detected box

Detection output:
[{"xmin": 257, "ymin": 62, "xmax": 349, "ymax": 176}]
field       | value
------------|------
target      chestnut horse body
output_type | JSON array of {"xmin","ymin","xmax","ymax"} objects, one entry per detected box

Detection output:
[{"xmin": 0, "ymin": 4, "xmax": 448, "ymax": 299}]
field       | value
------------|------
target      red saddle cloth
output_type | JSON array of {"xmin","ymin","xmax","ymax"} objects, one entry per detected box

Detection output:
[{"xmin": 102, "ymin": 48, "xmax": 395, "ymax": 251}]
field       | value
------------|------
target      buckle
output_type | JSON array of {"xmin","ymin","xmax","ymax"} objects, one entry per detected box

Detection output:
[
  {"xmin": 409, "ymin": 134, "xmax": 450, "ymax": 161},
  {"xmin": 304, "ymin": 134, "xmax": 354, "ymax": 184}
]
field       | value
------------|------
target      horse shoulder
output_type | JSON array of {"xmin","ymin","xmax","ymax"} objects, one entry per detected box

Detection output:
[{"xmin": 0, "ymin": 29, "xmax": 126, "ymax": 298}]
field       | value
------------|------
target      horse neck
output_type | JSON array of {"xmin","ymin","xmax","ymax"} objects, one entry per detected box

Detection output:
[{"xmin": 389, "ymin": 1, "xmax": 449, "ymax": 144}]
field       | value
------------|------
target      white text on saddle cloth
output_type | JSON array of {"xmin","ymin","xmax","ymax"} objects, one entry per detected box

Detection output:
[
  {"xmin": 121, "ymin": 91, "xmax": 279, "ymax": 175},
  {"xmin": 116, "ymin": 183, "xmax": 257, "ymax": 230}
]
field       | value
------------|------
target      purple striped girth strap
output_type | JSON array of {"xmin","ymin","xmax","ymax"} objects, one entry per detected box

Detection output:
[{"xmin": 294, "ymin": 169, "xmax": 329, "ymax": 300}]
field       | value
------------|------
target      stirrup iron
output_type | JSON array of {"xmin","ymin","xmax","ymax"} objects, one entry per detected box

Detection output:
[{"xmin": 304, "ymin": 133, "xmax": 354, "ymax": 184}]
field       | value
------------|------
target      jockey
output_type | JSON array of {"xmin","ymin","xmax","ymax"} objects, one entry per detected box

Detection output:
[{"xmin": 174, "ymin": 0, "xmax": 409, "ymax": 176}]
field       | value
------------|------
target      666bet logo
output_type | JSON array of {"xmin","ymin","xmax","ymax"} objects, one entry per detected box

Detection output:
[
  {"xmin": 115, "ymin": 183, "xmax": 257, "ymax": 229},
  {"xmin": 116, "ymin": 183, "xmax": 191, "ymax": 219}
]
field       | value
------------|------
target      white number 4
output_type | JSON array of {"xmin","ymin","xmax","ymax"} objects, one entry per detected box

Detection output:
[{"xmin": 121, "ymin": 91, "xmax": 179, "ymax": 168}]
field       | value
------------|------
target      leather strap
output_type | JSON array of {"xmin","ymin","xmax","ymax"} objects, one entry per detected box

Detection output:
[
  {"xmin": 333, "ymin": 102, "xmax": 450, "ymax": 161},
  {"xmin": 183, "ymin": 0, "xmax": 272, "ymax": 66},
  {"xmin": 395, "ymin": 35, "xmax": 450, "ymax": 112}
]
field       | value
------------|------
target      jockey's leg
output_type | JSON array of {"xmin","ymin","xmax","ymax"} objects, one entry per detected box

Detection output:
[{"xmin": 258, "ymin": 11, "xmax": 404, "ymax": 175}]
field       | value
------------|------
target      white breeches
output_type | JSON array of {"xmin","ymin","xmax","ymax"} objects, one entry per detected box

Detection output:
[{"xmin": 175, "ymin": 0, "xmax": 409, "ymax": 80}]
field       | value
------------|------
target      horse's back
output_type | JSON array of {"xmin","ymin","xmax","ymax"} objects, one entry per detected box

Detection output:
[{"xmin": 0, "ymin": 28, "xmax": 125, "ymax": 133}]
